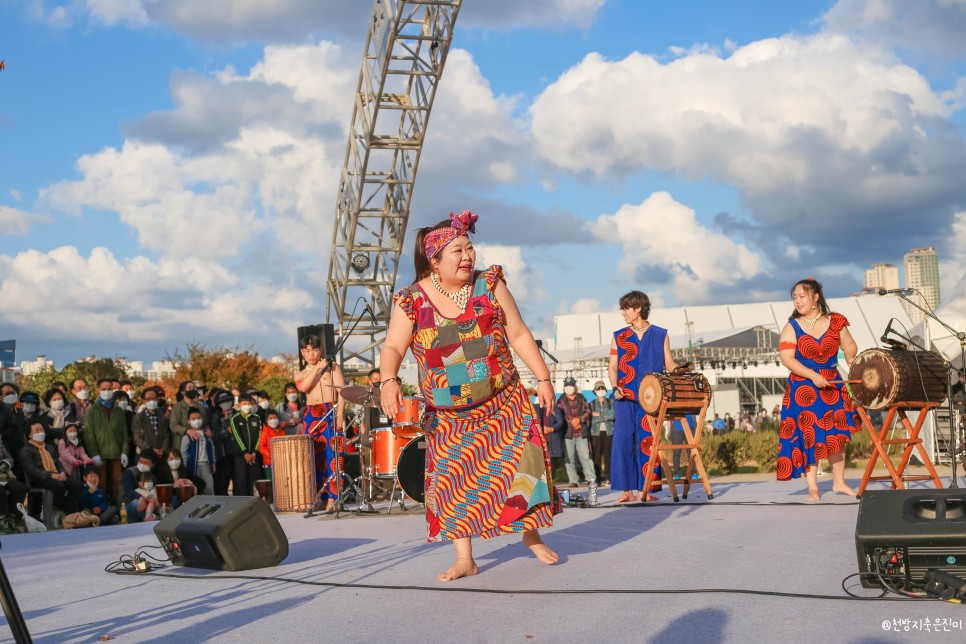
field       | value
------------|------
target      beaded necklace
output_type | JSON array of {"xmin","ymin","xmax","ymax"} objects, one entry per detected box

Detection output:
[
  {"xmin": 430, "ymin": 272, "xmax": 471, "ymax": 311},
  {"xmin": 800, "ymin": 313, "xmax": 822, "ymax": 333}
]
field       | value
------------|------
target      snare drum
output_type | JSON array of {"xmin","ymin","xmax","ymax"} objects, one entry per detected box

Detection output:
[
  {"xmin": 396, "ymin": 437, "xmax": 426, "ymax": 503},
  {"xmin": 270, "ymin": 435, "xmax": 316, "ymax": 512},
  {"xmin": 393, "ymin": 396, "xmax": 423, "ymax": 438},
  {"xmin": 371, "ymin": 428, "xmax": 412, "ymax": 478}
]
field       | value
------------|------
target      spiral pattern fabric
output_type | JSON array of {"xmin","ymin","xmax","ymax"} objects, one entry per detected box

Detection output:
[
  {"xmin": 776, "ymin": 313, "xmax": 858, "ymax": 481},
  {"xmin": 303, "ymin": 402, "xmax": 339, "ymax": 499}
]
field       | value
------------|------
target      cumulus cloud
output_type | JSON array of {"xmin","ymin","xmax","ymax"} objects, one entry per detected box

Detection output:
[
  {"xmin": 0, "ymin": 245, "xmax": 314, "ymax": 348},
  {"xmin": 0, "ymin": 206, "xmax": 48, "ymax": 235},
  {"xmin": 824, "ymin": 0, "xmax": 966, "ymax": 59},
  {"xmin": 530, "ymin": 34, "xmax": 966, "ymax": 265},
  {"xmin": 590, "ymin": 192, "xmax": 762, "ymax": 302},
  {"xmin": 474, "ymin": 243, "xmax": 546, "ymax": 306}
]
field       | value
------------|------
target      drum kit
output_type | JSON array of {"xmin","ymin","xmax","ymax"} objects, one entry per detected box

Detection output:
[{"xmin": 339, "ymin": 385, "xmax": 426, "ymax": 511}]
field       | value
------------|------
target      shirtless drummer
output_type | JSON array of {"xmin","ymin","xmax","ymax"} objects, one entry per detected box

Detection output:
[{"xmin": 296, "ymin": 335, "xmax": 346, "ymax": 512}]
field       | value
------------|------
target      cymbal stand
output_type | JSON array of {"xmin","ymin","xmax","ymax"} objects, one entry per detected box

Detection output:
[{"xmin": 349, "ymin": 405, "xmax": 378, "ymax": 514}]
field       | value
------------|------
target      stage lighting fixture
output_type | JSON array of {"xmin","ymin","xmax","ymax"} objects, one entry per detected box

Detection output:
[
  {"xmin": 350, "ymin": 252, "xmax": 370, "ymax": 274},
  {"xmin": 730, "ymin": 361, "xmax": 737, "ymax": 369}
]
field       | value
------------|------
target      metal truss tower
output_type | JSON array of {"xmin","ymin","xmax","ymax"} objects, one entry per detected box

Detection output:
[{"xmin": 326, "ymin": 0, "xmax": 462, "ymax": 374}]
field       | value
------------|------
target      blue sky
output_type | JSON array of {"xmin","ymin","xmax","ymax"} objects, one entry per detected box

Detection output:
[{"xmin": 2, "ymin": 0, "xmax": 966, "ymax": 368}]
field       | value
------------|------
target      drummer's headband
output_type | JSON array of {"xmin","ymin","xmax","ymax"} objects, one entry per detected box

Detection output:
[{"xmin": 424, "ymin": 210, "xmax": 478, "ymax": 261}]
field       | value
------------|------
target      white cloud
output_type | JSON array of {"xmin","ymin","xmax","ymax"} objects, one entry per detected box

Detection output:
[
  {"xmin": 474, "ymin": 243, "xmax": 546, "ymax": 306},
  {"xmin": 590, "ymin": 192, "xmax": 762, "ymax": 302},
  {"xmin": 567, "ymin": 298, "xmax": 603, "ymax": 315},
  {"xmin": 8, "ymin": 190, "xmax": 22, "ymax": 202},
  {"xmin": 0, "ymin": 206, "xmax": 48, "ymax": 235},
  {"xmin": 824, "ymin": 0, "xmax": 966, "ymax": 58},
  {"xmin": 530, "ymin": 34, "xmax": 966, "ymax": 259}
]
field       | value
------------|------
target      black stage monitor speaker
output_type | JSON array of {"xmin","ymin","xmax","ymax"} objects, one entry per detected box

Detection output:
[
  {"xmin": 855, "ymin": 488, "xmax": 966, "ymax": 589},
  {"xmin": 297, "ymin": 323, "xmax": 335, "ymax": 369},
  {"xmin": 154, "ymin": 496, "xmax": 288, "ymax": 571}
]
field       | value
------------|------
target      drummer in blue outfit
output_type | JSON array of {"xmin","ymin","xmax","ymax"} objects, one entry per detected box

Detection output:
[{"xmin": 607, "ymin": 290, "xmax": 679, "ymax": 503}]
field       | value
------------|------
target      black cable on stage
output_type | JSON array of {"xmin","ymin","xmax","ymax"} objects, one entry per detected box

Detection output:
[
  {"xmin": 575, "ymin": 500, "xmax": 861, "ymax": 508},
  {"xmin": 103, "ymin": 552, "xmax": 946, "ymax": 602}
]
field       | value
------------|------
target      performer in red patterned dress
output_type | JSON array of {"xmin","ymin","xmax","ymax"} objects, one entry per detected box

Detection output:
[
  {"xmin": 776, "ymin": 278, "xmax": 859, "ymax": 501},
  {"xmin": 379, "ymin": 210, "xmax": 558, "ymax": 582}
]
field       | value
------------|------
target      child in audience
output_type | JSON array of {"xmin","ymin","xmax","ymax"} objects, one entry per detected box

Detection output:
[
  {"xmin": 257, "ymin": 409, "xmax": 286, "ymax": 480},
  {"xmin": 131, "ymin": 470, "xmax": 159, "ymax": 522},
  {"xmin": 79, "ymin": 465, "xmax": 118, "ymax": 525}
]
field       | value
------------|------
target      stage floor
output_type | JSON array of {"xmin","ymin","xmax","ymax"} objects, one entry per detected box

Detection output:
[{"xmin": 2, "ymin": 470, "xmax": 965, "ymax": 643}]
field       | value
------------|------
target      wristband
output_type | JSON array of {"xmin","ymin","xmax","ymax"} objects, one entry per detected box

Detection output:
[
  {"xmin": 381, "ymin": 377, "xmax": 401, "ymax": 387},
  {"xmin": 536, "ymin": 378, "xmax": 551, "ymax": 383}
]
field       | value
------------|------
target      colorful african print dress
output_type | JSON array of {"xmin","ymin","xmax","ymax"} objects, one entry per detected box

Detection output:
[
  {"xmin": 395, "ymin": 265, "xmax": 556, "ymax": 542},
  {"xmin": 303, "ymin": 402, "xmax": 340, "ymax": 500},
  {"xmin": 776, "ymin": 313, "xmax": 858, "ymax": 480},
  {"xmin": 611, "ymin": 325, "xmax": 666, "ymax": 492}
]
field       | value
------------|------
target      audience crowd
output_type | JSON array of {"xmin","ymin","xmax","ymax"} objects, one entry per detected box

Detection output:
[{"xmin": 0, "ymin": 378, "xmax": 308, "ymax": 533}]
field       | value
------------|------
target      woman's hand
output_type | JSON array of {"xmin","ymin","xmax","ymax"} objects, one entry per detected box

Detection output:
[
  {"xmin": 613, "ymin": 387, "xmax": 624, "ymax": 400},
  {"xmin": 380, "ymin": 381, "xmax": 403, "ymax": 419},
  {"xmin": 536, "ymin": 380, "xmax": 555, "ymax": 413},
  {"xmin": 810, "ymin": 372, "xmax": 830, "ymax": 388}
]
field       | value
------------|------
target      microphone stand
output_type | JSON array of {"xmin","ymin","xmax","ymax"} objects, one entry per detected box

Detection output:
[
  {"xmin": 888, "ymin": 292, "xmax": 965, "ymax": 488},
  {"xmin": 0, "ymin": 541, "xmax": 31, "ymax": 644},
  {"xmin": 535, "ymin": 339, "xmax": 559, "ymax": 364},
  {"xmin": 305, "ymin": 304, "xmax": 372, "ymax": 519}
]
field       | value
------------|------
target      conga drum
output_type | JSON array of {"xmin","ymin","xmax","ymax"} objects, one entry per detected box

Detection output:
[
  {"xmin": 270, "ymin": 435, "xmax": 316, "ymax": 512},
  {"xmin": 638, "ymin": 372, "xmax": 711, "ymax": 416},
  {"xmin": 155, "ymin": 484, "xmax": 173, "ymax": 515},
  {"xmin": 174, "ymin": 485, "xmax": 195, "ymax": 505},
  {"xmin": 254, "ymin": 479, "xmax": 273, "ymax": 503},
  {"xmin": 849, "ymin": 349, "xmax": 948, "ymax": 409}
]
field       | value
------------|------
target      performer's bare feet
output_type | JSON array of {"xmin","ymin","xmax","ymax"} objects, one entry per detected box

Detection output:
[
  {"xmin": 806, "ymin": 488, "xmax": 821, "ymax": 502},
  {"xmin": 324, "ymin": 499, "xmax": 335, "ymax": 513},
  {"xmin": 522, "ymin": 529, "xmax": 558, "ymax": 564},
  {"xmin": 636, "ymin": 491, "xmax": 659, "ymax": 502},
  {"xmin": 832, "ymin": 483, "xmax": 857, "ymax": 497},
  {"xmin": 438, "ymin": 557, "xmax": 478, "ymax": 582},
  {"xmin": 615, "ymin": 492, "xmax": 635, "ymax": 503}
]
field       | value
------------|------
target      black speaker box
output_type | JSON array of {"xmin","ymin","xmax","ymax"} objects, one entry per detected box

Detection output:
[
  {"xmin": 154, "ymin": 496, "xmax": 288, "ymax": 571},
  {"xmin": 297, "ymin": 323, "xmax": 336, "ymax": 369},
  {"xmin": 855, "ymin": 488, "xmax": 966, "ymax": 589}
]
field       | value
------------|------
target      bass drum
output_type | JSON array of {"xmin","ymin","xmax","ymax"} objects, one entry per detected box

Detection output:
[{"xmin": 396, "ymin": 436, "xmax": 427, "ymax": 504}]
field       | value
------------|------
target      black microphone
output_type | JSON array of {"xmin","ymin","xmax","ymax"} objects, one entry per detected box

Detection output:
[
  {"xmin": 880, "ymin": 319, "xmax": 894, "ymax": 344},
  {"xmin": 877, "ymin": 288, "xmax": 912, "ymax": 295}
]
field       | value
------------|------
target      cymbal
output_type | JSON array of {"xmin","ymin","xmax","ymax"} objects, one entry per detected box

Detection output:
[{"xmin": 339, "ymin": 385, "xmax": 379, "ymax": 406}]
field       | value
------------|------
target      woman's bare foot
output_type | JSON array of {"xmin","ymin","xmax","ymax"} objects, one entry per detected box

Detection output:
[
  {"xmin": 522, "ymin": 530, "xmax": 558, "ymax": 564},
  {"xmin": 832, "ymin": 483, "xmax": 857, "ymax": 497},
  {"xmin": 324, "ymin": 500, "xmax": 335, "ymax": 513},
  {"xmin": 438, "ymin": 557, "xmax": 478, "ymax": 582},
  {"xmin": 615, "ymin": 492, "xmax": 635, "ymax": 503},
  {"xmin": 636, "ymin": 492, "xmax": 659, "ymax": 502},
  {"xmin": 806, "ymin": 488, "xmax": 821, "ymax": 501}
]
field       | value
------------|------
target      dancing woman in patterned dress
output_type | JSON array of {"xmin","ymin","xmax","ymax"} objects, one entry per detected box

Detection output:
[
  {"xmin": 777, "ymin": 278, "xmax": 858, "ymax": 501},
  {"xmin": 379, "ymin": 210, "xmax": 558, "ymax": 582}
]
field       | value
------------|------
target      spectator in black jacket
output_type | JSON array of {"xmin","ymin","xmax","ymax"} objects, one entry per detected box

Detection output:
[{"xmin": 19, "ymin": 421, "xmax": 82, "ymax": 515}]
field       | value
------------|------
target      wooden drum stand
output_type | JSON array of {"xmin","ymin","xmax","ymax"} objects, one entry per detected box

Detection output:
[
  {"xmin": 639, "ymin": 371, "xmax": 714, "ymax": 501},
  {"xmin": 854, "ymin": 403, "xmax": 943, "ymax": 496}
]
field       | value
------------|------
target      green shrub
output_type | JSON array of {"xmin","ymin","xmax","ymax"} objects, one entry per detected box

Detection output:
[
  {"xmin": 750, "ymin": 430, "xmax": 779, "ymax": 472},
  {"xmin": 715, "ymin": 432, "xmax": 753, "ymax": 474}
]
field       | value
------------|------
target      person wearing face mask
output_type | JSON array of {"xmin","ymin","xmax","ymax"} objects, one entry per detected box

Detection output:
[
  {"xmin": 19, "ymin": 421, "xmax": 83, "ymax": 518},
  {"xmin": 130, "ymin": 470, "xmax": 160, "ymax": 522},
  {"xmin": 180, "ymin": 408, "xmax": 214, "ymax": 495},
  {"xmin": 121, "ymin": 450, "xmax": 160, "ymax": 518},
  {"xmin": 112, "ymin": 390, "xmax": 138, "ymax": 468},
  {"xmin": 1, "ymin": 383, "xmax": 27, "ymax": 481},
  {"xmin": 133, "ymin": 389, "xmax": 172, "ymax": 459},
  {"xmin": 83, "ymin": 379, "xmax": 131, "ymax": 505},
  {"xmin": 19, "ymin": 390, "xmax": 52, "ymax": 439},
  {"xmin": 69, "ymin": 378, "xmax": 91, "ymax": 426},
  {"xmin": 78, "ymin": 465, "xmax": 118, "ymax": 525},
  {"xmin": 228, "ymin": 394, "xmax": 262, "ymax": 496},
  {"xmin": 276, "ymin": 382, "xmax": 305, "ymax": 435},
  {"xmin": 588, "ymin": 380, "xmax": 615, "ymax": 486},
  {"xmin": 257, "ymin": 409, "xmax": 286, "ymax": 481},
  {"xmin": 156, "ymin": 448, "xmax": 203, "ymax": 501},
  {"xmin": 56, "ymin": 420, "xmax": 94, "ymax": 481},
  {"xmin": 170, "ymin": 380, "xmax": 205, "ymax": 446},
  {"xmin": 556, "ymin": 377, "xmax": 596, "ymax": 489},
  {"xmin": 208, "ymin": 391, "xmax": 236, "ymax": 495},
  {"xmin": 44, "ymin": 387, "xmax": 76, "ymax": 433}
]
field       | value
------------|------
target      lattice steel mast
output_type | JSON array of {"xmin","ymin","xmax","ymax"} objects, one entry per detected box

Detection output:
[{"xmin": 326, "ymin": 0, "xmax": 462, "ymax": 373}]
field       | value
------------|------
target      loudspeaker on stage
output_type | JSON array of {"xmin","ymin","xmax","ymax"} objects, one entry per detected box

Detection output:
[{"xmin": 154, "ymin": 496, "xmax": 289, "ymax": 572}]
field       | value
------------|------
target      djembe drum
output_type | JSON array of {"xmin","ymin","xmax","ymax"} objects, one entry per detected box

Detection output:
[
  {"xmin": 638, "ymin": 372, "xmax": 711, "ymax": 416},
  {"xmin": 271, "ymin": 435, "xmax": 316, "ymax": 512},
  {"xmin": 174, "ymin": 484, "xmax": 196, "ymax": 505},
  {"xmin": 849, "ymin": 348, "xmax": 947, "ymax": 409},
  {"xmin": 254, "ymin": 479, "xmax": 273, "ymax": 503},
  {"xmin": 155, "ymin": 483, "xmax": 174, "ymax": 516}
]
